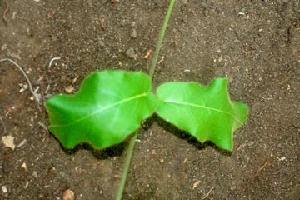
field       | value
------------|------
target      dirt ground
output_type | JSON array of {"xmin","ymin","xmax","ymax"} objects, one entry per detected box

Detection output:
[{"xmin": 1, "ymin": 1, "xmax": 299, "ymax": 200}]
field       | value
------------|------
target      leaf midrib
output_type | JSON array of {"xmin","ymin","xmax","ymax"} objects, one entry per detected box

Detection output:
[
  {"xmin": 162, "ymin": 99, "xmax": 243, "ymax": 125},
  {"xmin": 50, "ymin": 92, "xmax": 149, "ymax": 128}
]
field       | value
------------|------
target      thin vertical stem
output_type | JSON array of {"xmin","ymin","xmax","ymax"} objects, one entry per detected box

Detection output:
[
  {"xmin": 116, "ymin": 133, "xmax": 138, "ymax": 200},
  {"xmin": 116, "ymin": 0, "xmax": 176, "ymax": 199},
  {"xmin": 149, "ymin": 0, "xmax": 176, "ymax": 78}
]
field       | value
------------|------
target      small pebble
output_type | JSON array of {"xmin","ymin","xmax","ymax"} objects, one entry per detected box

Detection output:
[
  {"xmin": 2, "ymin": 186, "xmax": 8, "ymax": 193},
  {"xmin": 32, "ymin": 171, "xmax": 38, "ymax": 178},
  {"xmin": 131, "ymin": 22, "xmax": 136, "ymax": 28},
  {"xmin": 1, "ymin": 44, "xmax": 7, "ymax": 51},
  {"xmin": 126, "ymin": 47, "xmax": 137, "ymax": 60},
  {"xmin": 131, "ymin": 29, "xmax": 137, "ymax": 38},
  {"xmin": 62, "ymin": 189, "xmax": 75, "ymax": 200},
  {"xmin": 131, "ymin": 22, "xmax": 137, "ymax": 38},
  {"xmin": 19, "ymin": 83, "xmax": 28, "ymax": 93},
  {"xmin": 61, "ymin": 75, "xmax": 67, "ymax": 82}
]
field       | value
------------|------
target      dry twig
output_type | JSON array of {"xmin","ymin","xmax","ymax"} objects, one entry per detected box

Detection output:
[
  {"xmin": 2, "ymin": 2, "xmax": 8, "ymax": 24},
  {"xmin": 0, "ymin": 58, "xmax": 41, "ymax": 102},
  {"xmin": 48, "ymin": 57, "xmax": 61, "ymax": 68},
  {"xmin": 0, "ymin": 114, "xmax": 7, "ymax": 133},
  {"xmin": 202, "ymin": 187, "xmax": 214, "ymax": 199}
]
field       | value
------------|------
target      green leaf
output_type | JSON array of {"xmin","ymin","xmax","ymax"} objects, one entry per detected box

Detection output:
[
  {"xmin": 156, "ymin": 78, "xmax": 248, "ymax": 151},
  {"xmin": 46, "ymin": 71, "xmax": 156, "ymax": 149}
]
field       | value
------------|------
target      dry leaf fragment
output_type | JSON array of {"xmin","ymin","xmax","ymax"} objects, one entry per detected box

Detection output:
[
  {"xmin": 143, "ymin": 49, "xmax": 153, "ymax": 59},
  {"xmin": 183, "ymin": 158, "xmax": 187, "ymax": 163},
  {"xmin": 2, "ymin": 135, "xmax": 15, "ymax": 150},
  {"xmin": 65, "ymin": 86, "xmax": 74, "ymax": 93},
  {"xmin": 21, "ymin": 162, "xmax": 28, "ymax": 171},
  {"xmin": 72, "ymin": 77, "xmax": 78, "ymax": 84},
  {"xmin": 192, "ymin": 180, "xmax": 201, "ymax": 189},
  {"xmin": 17, "ymin": 139, "xmax": 27, "ymax": 148}
]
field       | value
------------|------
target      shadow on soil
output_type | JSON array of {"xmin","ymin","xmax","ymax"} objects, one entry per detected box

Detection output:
[{"xmin": 51, "ymin": 113, "xmax": 231, "ymax": 161}]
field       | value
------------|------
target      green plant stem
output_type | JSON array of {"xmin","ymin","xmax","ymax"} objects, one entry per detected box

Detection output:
[
  {"xmin": 116, "ymin": 133, "xmax": 137, "ymax": 200},
  {"xmin": 149, "ymin": 0, "xmax": 176, "ymax": 78},
  {"xmin": 116, "ymin": 0, "xmax": 176, "ymax": 199}
]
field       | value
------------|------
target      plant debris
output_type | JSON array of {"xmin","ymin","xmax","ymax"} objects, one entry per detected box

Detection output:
[{"xmin": 2, "ymin": 135, "xmax": 15, "ymax": 150}]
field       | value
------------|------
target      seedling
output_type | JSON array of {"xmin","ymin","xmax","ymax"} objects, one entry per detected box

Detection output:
[{"xmin": 45, "ymin": 0, "xmax": 248, "ymax": 199}]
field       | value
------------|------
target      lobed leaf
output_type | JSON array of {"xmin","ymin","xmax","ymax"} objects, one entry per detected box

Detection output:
[
  {"xmin": 156, "ymin": 78, "xmax": 248, "ymax": 151},
  {"xmin": 46, "ymin": 71, "xmax": 156, "ymax": 149}
]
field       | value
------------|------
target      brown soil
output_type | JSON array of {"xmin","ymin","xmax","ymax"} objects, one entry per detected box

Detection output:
[{"xmin": 1, "ymin": 1, "xmax": 299, "ymax": 200}]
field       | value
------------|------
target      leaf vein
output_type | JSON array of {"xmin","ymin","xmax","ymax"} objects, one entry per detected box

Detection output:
[
  {"xmin": 50, "ymin": 92, "xmax": 148, "ymax": 128},
  {"xmin": 163, "ymin": 99, "xmax": 243, "ymax": 125}
]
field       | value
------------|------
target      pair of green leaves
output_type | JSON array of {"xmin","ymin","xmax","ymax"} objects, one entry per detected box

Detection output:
[{"xmin": 46, "ymin": 71, "xmax": 248, "ymax": 151}]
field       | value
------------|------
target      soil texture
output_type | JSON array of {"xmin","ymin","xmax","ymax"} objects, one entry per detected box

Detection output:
[{"xmin": 1, "ymin": 1, "xmax": 299, "ymax": 199}]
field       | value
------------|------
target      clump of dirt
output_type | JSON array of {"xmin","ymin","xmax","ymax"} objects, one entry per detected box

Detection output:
[{"xmin": 1, "ymin": 1, "xmax": 299, "ymax": 199}]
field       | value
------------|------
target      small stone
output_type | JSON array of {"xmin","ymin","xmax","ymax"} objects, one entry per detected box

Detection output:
[
  {"xmin": 62, "ymin": 189, "xmax": 75, "ymax": 200},
  {"xmin": 48, "ymin": 166, "xmax": 56, "ymax": 173},
  {"xmin": 277, "ymin": 157, "xmax": 287, "ymax": 161},
  {"xmin": 61, "ymin": 75, "xmax": 67, "ymax": 82},
  {"xmin": 130, "ymin": 22, "xmax": 137, "ymax": 38},
  {"xmin": 26, "ymin": 27, "xmax": 33, "ymax": 37},
  {"xmin": 1, "ymin": 44, "xmax": 7, "ymax": 51},
  {"xmin": 32, "ymin": 171, "xmax": 38, "ymax": 178},
  {"xmin": 120, "ymin": 20, "xmax": 126, "ymax": 26},
  {"xmin": 126, "ymin": 48, "xmax": 137, "ymax": 60},
  {"xmin": 97, "ymin": 40, "xmax": 105, "ymax": 47},
  {"xmin": 131, "ymin": 29, "xmax": 137, "ymax": 38},
  {"xmin": 19, "ymin": 83, "xmax": 28, "ymax": 93},
  {"xmin": 2, "ymin": 186, "xmax": 7, "ymax": 193},
  {"xmin": 131, "ymin": 22, "xmax": 136, "ymax": 28},
  {"xmin": 87, "ymin": 0, "xmax": 93, "ymax": 7}
]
